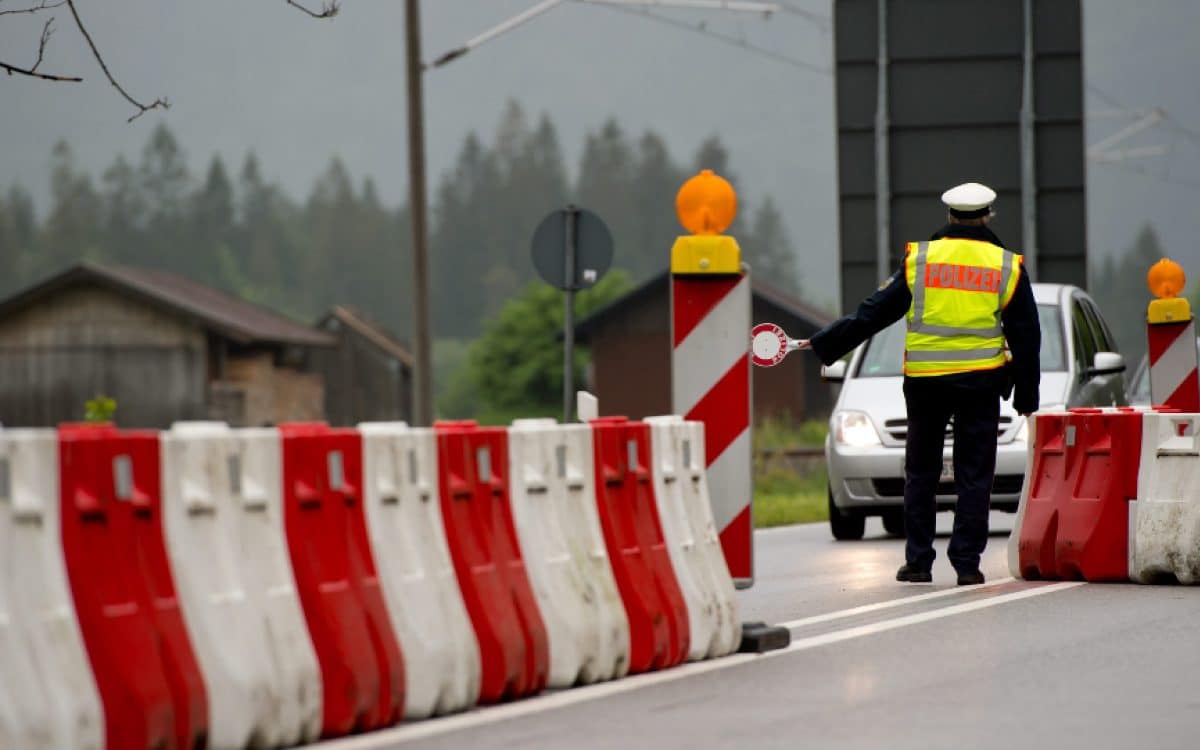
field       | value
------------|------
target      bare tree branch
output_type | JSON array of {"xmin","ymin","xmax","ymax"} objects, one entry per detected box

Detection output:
[
  {"xmin": 64, "ymin": 0, "xmax": 167, "ymax": 122},
  {"xmin": 5, "ymin": 0, "xmax": 335, "ymax": 118},
  {"xmin": 31, "ymin": 16, "xmax": 53, "ymax": 72},
  {"xmin": 286, "ymin": 0, "xmax": 340, "ymax": 19},
  {"xmin": 1, "ymin": 59, "xmax": 81, "ymax": 81},
  {"xmin": 0, "ymin": 0, "xmax": 67, "ymax": 17},
  {"xmin": 0, "ymin": 11, "xmax": 81, "ymax": 81}
]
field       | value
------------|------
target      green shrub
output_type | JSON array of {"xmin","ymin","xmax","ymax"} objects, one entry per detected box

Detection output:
[{"xmin": 84, "ymin": 395, "xmax": 117, "ymax": 423}]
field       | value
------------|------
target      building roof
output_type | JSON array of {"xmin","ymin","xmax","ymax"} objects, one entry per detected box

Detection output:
[
  {"xmin": 0, "ymin": 262, "xmax": 336, "ymax": 347},
  {"xmin": 575, "ymin": 271, "xmax": 835, "ymax": 340},
  {"xmin": 318, "ymin": 306, "xmax": 415, "ymax": 367}
]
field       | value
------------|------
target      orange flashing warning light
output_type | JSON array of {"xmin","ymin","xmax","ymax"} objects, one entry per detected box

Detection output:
[
  {"xmin": 1148, "ymin": 258, "xmax": 1185, "ymax": 299},
  {"xmin": 675, "ymin": 169, "xmax": 737, "ymax": 235},
  {"xmin": 671, "ymin": 170, "xmax": 741, "ymax": 274},
  {"xmin": 1147, "ymin": 258, "xmax": 1192, "ymax": 324}
]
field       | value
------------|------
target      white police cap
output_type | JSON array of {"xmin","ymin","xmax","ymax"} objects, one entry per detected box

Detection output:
[{"xmin": 941, "ymin": 182, "xmax": 996, "ymax": 218}]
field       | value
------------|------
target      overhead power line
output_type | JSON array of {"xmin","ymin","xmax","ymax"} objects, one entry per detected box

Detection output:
[
  {"xmin": 593, "ymin": 2, "xmax": 831, "ymax": 75},
  {"xmin": 1105, "ymin": 160, "xmax": 1200, "ymax": 192},
  {"xmin": 774, "ymin": 0, "xmax": 831, "ymax": 30}
]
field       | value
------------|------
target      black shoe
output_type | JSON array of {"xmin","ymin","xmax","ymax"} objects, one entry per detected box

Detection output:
[
  {"xmin": 957, "ymin": 569, "xmax": 985, "ymax": 586},
  {"xmin": 896, "ymin": 564, "xmax": 932, "ymax": 583}
]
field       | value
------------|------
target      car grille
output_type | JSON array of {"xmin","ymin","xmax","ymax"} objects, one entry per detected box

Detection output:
[
  {"xmin": 871, "ymin": 474, "xmax": 1025, "ymax": 498},
  {"xmin": 883, "ymin": 416, "xmax": 1014, "ymax": 443}
]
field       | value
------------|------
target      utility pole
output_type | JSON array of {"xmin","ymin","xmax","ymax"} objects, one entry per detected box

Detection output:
[
  {"xmin": 405, "ymin": 0, "xmax": 434, "ymax": 426},
  {"xmin": 874, "ymin": 0, "xmax": 890, "ymax": 285}
]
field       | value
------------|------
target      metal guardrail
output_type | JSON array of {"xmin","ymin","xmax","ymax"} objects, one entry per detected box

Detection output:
[
  {"xmin": 755, "ymin": 446, "xmax": 823, "ymax": 460},
  {"xmin": 754, "ymin": 445, "xmax": 825, "ymax": 475}
]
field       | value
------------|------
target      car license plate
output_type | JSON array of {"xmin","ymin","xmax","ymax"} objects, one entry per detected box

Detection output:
[{"xmin": 940, "ymin": 459, "xmax": 954, "ymax": 482}]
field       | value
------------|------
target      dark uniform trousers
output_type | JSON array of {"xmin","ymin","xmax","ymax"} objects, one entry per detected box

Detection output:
[{"xmin": 902, "ymin": 374, "xmax": 1001, "ymax": 573}]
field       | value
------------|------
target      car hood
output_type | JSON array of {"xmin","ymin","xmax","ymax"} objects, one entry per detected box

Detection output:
[
  {"xmin": 839, "ymin": 372, "xmax": 1070, "ymax": 412},
  {"xmin": 835, "ymin": 371, "xmax": 1072, "ymax": 444}
]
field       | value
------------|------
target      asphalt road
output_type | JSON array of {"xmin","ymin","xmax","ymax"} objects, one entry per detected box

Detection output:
[{"xmin": 316, "ymin": 514, "xmax": 1200, "ymax": 750}]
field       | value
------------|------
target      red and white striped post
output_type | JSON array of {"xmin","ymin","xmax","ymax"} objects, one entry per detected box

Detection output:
[
  {"xmin": 1146, "ymin": 259, "xmax": 1199, "ymax": 411},
  {"xmin": 670, "ymin": 170, "xmax": 753, "ymax": 588}
]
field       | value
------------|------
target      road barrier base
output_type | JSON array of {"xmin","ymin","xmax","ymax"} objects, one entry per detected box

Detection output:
[{"xmin": 737, "ymin": 622, "xmax": 790, "ymax": 654}]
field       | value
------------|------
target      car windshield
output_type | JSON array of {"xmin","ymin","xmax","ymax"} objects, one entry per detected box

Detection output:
[{"xmin": 856, "ymin": 303, "xmax": 1068, "ymax": 377}]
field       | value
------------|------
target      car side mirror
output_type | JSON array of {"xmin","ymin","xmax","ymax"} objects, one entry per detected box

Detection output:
[
  {"xmin": 821, "ymin": 360, "xmax": 848, "ymax": 383},
  {"xmin": 1087, "ymin": 351, "xmax": 1125, "ymax": 378}
]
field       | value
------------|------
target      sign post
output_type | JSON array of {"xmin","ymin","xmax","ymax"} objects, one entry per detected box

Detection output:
[
  {"xmin": 669, "ymin": 170, "xmax": 753, "ymax": 588},
  {"xmin": 531, "ymin": 206, "xmax": 613, "ymax": 422}
]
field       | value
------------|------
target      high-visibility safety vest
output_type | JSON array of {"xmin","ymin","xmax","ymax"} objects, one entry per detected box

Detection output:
[{"xmin": 903, "ymin": 237, "xmax": 1021, "ymax": 377}]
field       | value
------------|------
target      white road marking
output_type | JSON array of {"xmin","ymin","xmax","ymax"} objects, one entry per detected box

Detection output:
[
  {"xmin": 777, "ymin": 581, "xmax": 1083, "ymax": 654},
  {"xmin": 310, "ymin": 653, "xmax": 762, "ymax": 748},
  {"xmin": 777, "ymin": 576, "xmax": 1017, "ymax": 630},
  {"xmin": 310, "ymin": 579, "xmax": 1079, "ymax": 749}
]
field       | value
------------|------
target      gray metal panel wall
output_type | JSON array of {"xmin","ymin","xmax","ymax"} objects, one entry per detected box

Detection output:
[{"xmin": 835, "ymin": 0, "xmax": 1086, "ymax": 312}]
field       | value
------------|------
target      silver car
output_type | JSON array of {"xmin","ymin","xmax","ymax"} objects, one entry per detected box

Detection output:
[{"xmin": 822, "ymin": 282, "xmax": 1128, "ymax": 540}]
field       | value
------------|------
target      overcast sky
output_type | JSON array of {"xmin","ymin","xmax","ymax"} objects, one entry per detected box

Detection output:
[{"xmin": 2, "ymin": 1, "xmax": 1198, "ymax": 309}]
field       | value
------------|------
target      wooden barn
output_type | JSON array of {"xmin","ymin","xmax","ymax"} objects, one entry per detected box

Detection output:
[
  {"xmin": 575, "ymin": 272, "xmax": 836, "ymax": 425},
  {"xmin": 0, "ymin": 263, "xmax": 413, "ymax": 428}
]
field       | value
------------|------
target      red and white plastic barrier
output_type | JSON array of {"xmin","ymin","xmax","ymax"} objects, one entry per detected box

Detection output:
[
  {"xmin": 435, "ymin": 421, "xmax": 549, "ymax": 703},
  {"xmin": 1010, "ymin": 408, "xmax": 1142, "ymax": 582},
  {"xmin": 591, "ymin": 417, "xmax": 691, "ymax": 673},
  {"xmin": 0, "ymin": 432, "xmax": 63, "ymax": 750},
  {"xmin": 160, "ymin": 422, "xmax": 290, "ymax": 748},
  {"xmin": 0, "ymin": 413, "xmax": 745, "ymax": 746},
  {"xmin": 1130, "ymin": 411, "xmax": 1200, "ymax": 583},
  {"xmin": 1010, "ymin": 405, "xmax": 1200, "ymax": 586},
  {"xmin": 1, "ymin": 430, "xmax": 104, "ymax": 750},
  {"xmin": 358, "ymin": 422, "xmax": 481, "ymax": 718},
  {"xmin": 646, "ymin": 416, "xmax": 740, "ymax": 659},
  {"xmin": 280, "ymin": 423, "xmax": 406, "ymax": 735},
  {"xmin": 229, "ymin": 428, "xmax": 324, "ymax": 745},
  {"xmin": 508, "ymin": 419, "xmax": 630, "ymax": 686},
  {"xmin": 61, "ymin": 424, "xmax": 209, "ymax": 750}
]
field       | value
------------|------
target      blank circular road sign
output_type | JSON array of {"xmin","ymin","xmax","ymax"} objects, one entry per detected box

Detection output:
[{"xmin": 531, "ymin": 206, "xmax": 613, "ymax": 291}]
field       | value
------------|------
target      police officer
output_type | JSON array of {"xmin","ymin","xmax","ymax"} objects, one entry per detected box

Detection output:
[{"xmin": 797, "ymin": 182, "xmax": 1041, "ymax": 585}]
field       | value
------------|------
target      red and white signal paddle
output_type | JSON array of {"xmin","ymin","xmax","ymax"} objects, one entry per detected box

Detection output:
[{"xmin": 749, "ymin": 322, "xmax": 808, "ymax": 368}]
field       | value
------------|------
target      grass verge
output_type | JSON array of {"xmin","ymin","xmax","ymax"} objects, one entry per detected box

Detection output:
[
  {"xmin": 753, "ymin": 465, "xmax": 829, "ymax": 529},
  {"xmin": 754, "ymin": 490, "xmax": 828, "ymax": 528}
]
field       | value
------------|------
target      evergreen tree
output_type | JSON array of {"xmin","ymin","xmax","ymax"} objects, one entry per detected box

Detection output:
[
  {"xmin": 691, "ymin": 135, "xmax": 747, "ymax": 237},
  {"xmin": 225, "ymin": 152, "xmax": 308, "ymax": 316},
  {"xmin": 189, "ymin": 157, "xmax": 235, "ymax": 285},
  {"xmin": 628, "ymin": 131, "xmax": 685, "ymax": 279},
  {"xmin": 356, "ymin": 177, "xmax": 411, "ymax": 337},
  {"xmin": 0, "ymin": 187, "xmax": 37, "ymax": 294},
  {"xmin": 1109, "ymin": 224, "xmax": 1167, "ymax": 365},
  {"xmin": 577, "ymin": 119, "xmax": 638, "ymax": 281},
  {"xmin": 7, "ymin": 106, "xmax": 807, "ymax": 413},
  {"xmin": 40, "ymin": 140, "xmax": 102, "ymax": 274},
  {"xmin": 100, "ymin": 155, "xmax": 146, "ymax": 268},
  {"xmin": 138, "ymin": 124, "xmax": 191, "ymax": 269},
  {"xmin": 306, "ymin": 156, "xmax": 358, "ymax": 309},
  {"xmin": 430, "ymin": 132, "xmax": 502, "ymax": 338},
  {"xmin": 745, "ymin": 196, "xmax": 800, "ymax": 293}
]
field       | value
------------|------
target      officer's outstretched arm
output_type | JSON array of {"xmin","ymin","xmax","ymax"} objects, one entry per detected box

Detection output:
[{"xmin": 807, "ymin": 270, "xmax": 912, "ymax": 365}]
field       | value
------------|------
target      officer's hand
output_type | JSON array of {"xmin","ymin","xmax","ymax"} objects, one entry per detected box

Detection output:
[{"xmin": 794, "ymin": 339, "xmax": 812, "ymax": 351}]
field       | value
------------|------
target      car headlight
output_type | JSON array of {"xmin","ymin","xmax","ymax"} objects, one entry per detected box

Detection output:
[{"xmin": 833, "ymin": 410, "xmax": 882, "ymax": 447}]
